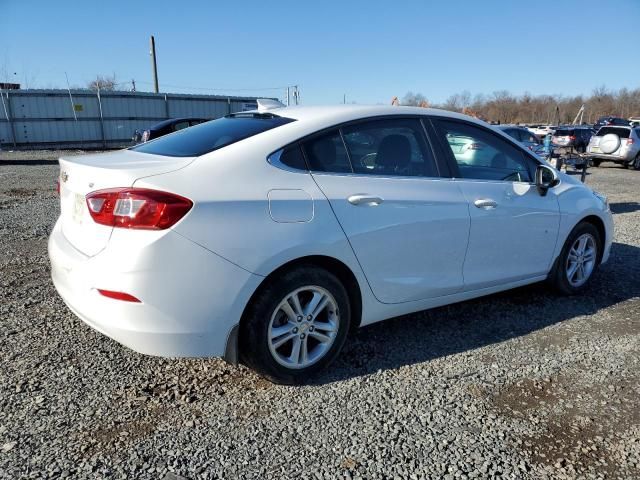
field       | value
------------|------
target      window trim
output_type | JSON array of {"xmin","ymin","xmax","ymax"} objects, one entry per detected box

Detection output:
[
  {"xmin": 427, "ymin": 116, "xmax": 542, "ymax": 184},
  {"xmin": 267, "ymin": 114, "xmax": 446, "ymax": 180}
]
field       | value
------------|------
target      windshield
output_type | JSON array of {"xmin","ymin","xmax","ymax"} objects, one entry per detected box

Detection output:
[{"xmin": 132, "ymin": 114, "xmax": 295, "ymax": 157}]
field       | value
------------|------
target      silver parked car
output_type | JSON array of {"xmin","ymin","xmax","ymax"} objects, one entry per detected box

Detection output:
[
  {"xmin": 497, "ymin": 125, "xmax": 546, "ymax": 157},
  {"xmin": 587, "ymin": 126, "xmax": 640, "ymax": 169}
]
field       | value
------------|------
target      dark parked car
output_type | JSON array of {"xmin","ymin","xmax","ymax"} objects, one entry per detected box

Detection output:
[
  {"xmin": 133, "ymin": 118, "xmax": 209, "ymax": 143},
  {"xmin": 551, "ymin": 126, "xmax": 594, "ymax": 152},
  {"xmin": 593, "ymin": 116, "xmax": 629, "ymax": 130}
]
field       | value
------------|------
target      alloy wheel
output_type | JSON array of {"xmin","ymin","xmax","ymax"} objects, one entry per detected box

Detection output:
[
  {"xmin": 267, "ymin": 286, "xmax": 340, "ymax": 369},
  {"xmin": 565, "ymin": 233, "xmax": 597, "ymax": 288}
]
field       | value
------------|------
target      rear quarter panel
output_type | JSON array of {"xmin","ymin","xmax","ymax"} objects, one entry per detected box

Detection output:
[{"xmin": 132, "ymin": 130, "xmax": 379, "ymax": 320}]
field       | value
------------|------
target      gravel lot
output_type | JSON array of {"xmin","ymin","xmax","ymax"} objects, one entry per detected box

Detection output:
[{"xmin": 1, "ymin": 151, "xmax": 638, "ymax": 479}]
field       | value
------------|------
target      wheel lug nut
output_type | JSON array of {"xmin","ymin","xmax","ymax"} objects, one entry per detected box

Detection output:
[
  {"xmin": 307, "ymin": 315, "xmax": 312, "ymax": 320},
  {"xmin": 300, "ymin": 333, "xmax": 305, "ymax": 339},
  {"xmin": 297, "ymin": 316, "xmax": 302, "ymax": 322},
  {"xmin": 292, "ymin": 327, "xmax": 298, "ymax": 333},
  {"xmin": 309, "ymin": 326, "xmax": 314, "ymax": 332}
]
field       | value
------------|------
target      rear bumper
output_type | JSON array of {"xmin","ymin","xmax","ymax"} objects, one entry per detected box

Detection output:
[
  {"xmin": 48, "ymin": 218, "xmax": 262, "ymax": 357},
  {"xmin": 587, "ymin": 152, "xmax": 633, "ymax": 162}
]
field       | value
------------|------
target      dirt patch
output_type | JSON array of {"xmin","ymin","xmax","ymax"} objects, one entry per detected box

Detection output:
[
  {"xmin": 492, "ymin": 374, "xmax": 640, "ymax": 478},
  {"xmin": 4, "ymin": 188, "xmax": 38, "ymax": 198}
]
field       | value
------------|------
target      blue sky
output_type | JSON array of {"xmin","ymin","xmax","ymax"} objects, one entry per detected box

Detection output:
[{"xmin": 2, "ymin": 0, "xmax": 639, "ymax": 104}]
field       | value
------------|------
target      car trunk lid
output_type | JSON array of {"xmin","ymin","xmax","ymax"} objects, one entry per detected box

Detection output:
[{"xmin": 58, "ymin": 150, "xmax": 194, "ymax": 256}]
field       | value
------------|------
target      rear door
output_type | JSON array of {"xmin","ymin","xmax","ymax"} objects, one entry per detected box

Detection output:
[
  {"xmin": 430, "ymin": 118, "xmax": 560, "ymax": 290},
  {"xmin": 304, "ymin": 117, "xmax": 470, "ymax": 304}
]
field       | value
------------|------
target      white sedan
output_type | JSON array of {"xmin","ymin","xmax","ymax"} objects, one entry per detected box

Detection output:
[{"xmin": 49, "ymin": 103, "xmax": 613, "ymax": 383}]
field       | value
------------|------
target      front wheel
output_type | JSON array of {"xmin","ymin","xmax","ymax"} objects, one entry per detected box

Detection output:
[
  {"xmin": 549, "ymin": 222, "xmax": 601, "ymax": 295},
  {"xmin": 633, "ymin": 154, "xmax": 640, "ymax": 171},
  {"xmin": 239, "ymin": 266, "xmax": 351, "ymax": 384}
]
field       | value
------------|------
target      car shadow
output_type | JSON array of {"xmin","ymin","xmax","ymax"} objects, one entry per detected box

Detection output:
[
  {"xmin": 0, "ymin": 160, "xmax": 58, "ymax": 166},
  {"xmin": 313, "ymin": 241, "xmax": 640, "ymax": 385},
  {"xmin": 610, "ymin": 202, "xmax": 640, "ymax": 215}
]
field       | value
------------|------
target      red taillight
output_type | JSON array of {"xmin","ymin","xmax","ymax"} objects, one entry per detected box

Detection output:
[
  {"xmin": 627, "ymin": 138, "xmax": 634, "ymax": 145},
  {"xmin": 86, "ymin": 188, "xmax": 193, "ymax": 230},
  {"xmin": 56, "ymin": 179, "xmax": 60, "ymax": 195},
  {"xmin": 97, "ymin": 289, "xmax": 141, "ymax": 302},
  {"xmin": 569, "ymin": 135, "xmax": 576, "ymax": 141}
]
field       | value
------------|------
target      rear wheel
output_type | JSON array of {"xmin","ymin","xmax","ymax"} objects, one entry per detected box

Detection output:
[
  {"xmin": 239, "ymin": 266, "xmax": 350, "ymax": 384},
  {"xmin": 591, "ymin": 159, "xmax": 601, "ymax": 167},
  {"xmin": 633, "ymin": 154, "xmax": 640, "ymax": 171},
  {"xmin": 549, "ymin": 222, "xmax": 601, "ymax": 295}
]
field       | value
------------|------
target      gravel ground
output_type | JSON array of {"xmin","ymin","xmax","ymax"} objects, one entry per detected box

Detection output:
[{"xmin": 0, "ymin": 151, "xmax": 638, "ymax": 479}]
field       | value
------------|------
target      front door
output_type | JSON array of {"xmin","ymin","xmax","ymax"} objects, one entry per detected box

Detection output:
[
  {"xmin": 431, "ymin": 118, "xmax": 560, "ymax": 290},
  {"xmin": 302, "ymin": 118, "xmax": 470, "ymax": 304}
]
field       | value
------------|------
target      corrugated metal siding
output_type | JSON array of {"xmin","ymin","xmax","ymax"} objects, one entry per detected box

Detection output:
[{"xmin": 0, "ymin": 90, "xmax": 270, "ymax": 148}]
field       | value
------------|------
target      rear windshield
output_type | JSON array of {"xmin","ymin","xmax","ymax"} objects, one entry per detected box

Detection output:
[
  {"xmin": 596, "ymin": 127, "xmax": 630, "ymax": 138},
  {"xmin": 132, "ymin": 114, "xmax": 295, "ymax": 157},
  {"xmin": 554, "ymin": 129, "xmax": 574, "ymax": 136}
]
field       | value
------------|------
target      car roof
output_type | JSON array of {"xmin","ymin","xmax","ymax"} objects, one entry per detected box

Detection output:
[{"xmin": 262, "ymin": 104, "xmax": 490, "ymax": 129}]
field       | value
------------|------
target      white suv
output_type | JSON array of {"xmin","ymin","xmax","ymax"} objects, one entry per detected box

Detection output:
[
  {"xmin": 587, "ymin": 126, "xmax": 640, "ymax": 169},
  {"xmin": 49, "ymin": 105, "xmax": 613, "ymax": 383}
]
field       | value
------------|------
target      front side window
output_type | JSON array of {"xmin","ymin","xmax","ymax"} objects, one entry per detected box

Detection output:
[
  {"xmin": 302, "ymin": 130, "xmax": 352, "ymax": 173},
  {"xmin": 433, "ymin": 119, "xmax": 534, "ymax": 182},
  {"xmin": 341, "ymin": 118, "xmax": 438, "ymax": 177},
  {"xmin": 132, "ymin": 114, "xmax": 295, "ymax": 157}
]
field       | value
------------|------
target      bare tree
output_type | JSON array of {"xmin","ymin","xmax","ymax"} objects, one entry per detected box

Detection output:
[
  {"xmin": 88, "ymin": 74, "xmax": 118, "ymax": 91},
  {"xmin": 402, "ymin": 91, "xmax": 428, "ymax": 107},
  {"xmin": 430, "ymin": 86, "xmax": 640, "ymax": 124}
]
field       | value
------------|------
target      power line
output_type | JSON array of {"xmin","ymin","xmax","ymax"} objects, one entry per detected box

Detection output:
[{"xmin": 133, "ymin": 80, "xmax": 295, "ymax": 92}]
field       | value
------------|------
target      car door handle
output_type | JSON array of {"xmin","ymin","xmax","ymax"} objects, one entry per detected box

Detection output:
[
  {"xmin": 348, "ymin": 194, "xmax": 384, "ymax": 206},
  {"xmin": 474, "ymin": 199, "xmax": 497, "ymax": 209}
]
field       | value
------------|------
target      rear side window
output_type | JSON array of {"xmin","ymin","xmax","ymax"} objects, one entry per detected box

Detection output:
[
  {"xmin": 596, "ymin": 127, "xmax": 630, "ymax": 138},
  {"xmin": 277, "ymin": 144, "xmax": 307, "ymax": 170},
  {"xmin": 132, "ymin": 114, "xmax": 295, "ymax": 157},
  {"xmin": 302, "ymin": 130, "xmax": 352, "ymax": 173},
  {"xmin": 341, "ymin": 118, "xmax": 438, "ymax": 177}
]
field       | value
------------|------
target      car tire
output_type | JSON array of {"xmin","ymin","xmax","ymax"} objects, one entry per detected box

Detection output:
[
  {"xmin": 591, "ymin": 159, "xmax": 601, "ymax": 167},
  {"xmin": 239, "ymin": 265, "xmax": 351, "ymax": 384},
  {"xmin": 548, "ymin": 222, "xmax": 601, "ymax": 295},
  {"xmin": 633, "ymin": 154, "xmax": 640, "ymax": 171}
]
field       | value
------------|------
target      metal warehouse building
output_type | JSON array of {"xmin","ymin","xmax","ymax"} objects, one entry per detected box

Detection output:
[{"xmin": 0, "ymin": 89, "xmax": 266, "ymax": 149}]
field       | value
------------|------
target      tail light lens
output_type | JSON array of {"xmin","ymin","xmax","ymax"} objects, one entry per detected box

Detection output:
[
  {"xmin": 141, "ymin": 130, "xmax": 150, "ymax": 142},
  {"xmin": 569, "ymin": 135, "xmax": 576, "ymax": 141},
  {"xmin": 86, "ymin": 188, "xmax": 193, "ymax": 230},
  {"xmin": 626, "ymin": 138, "xmax": 634, "ymax": 145}
]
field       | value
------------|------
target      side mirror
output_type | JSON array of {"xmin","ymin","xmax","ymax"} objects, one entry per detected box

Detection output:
[{"xmin": 535, "ymin": 164, "xmax": 560, "ymax": 196}]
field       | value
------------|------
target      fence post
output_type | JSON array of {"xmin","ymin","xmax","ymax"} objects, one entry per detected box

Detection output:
[
  {"xmin": 0, "ymin": 90, "xmax": 17, "ymax": 147},
  {"xmin": 96, "ymin": 89, "xmax": 107, "ymax": 149},
  {"xmin": 227, "ymin": 97, "xmax": 231, "ymax": 115},
  {"xmin": 7, "ymin": 90, "xmax": 18, "ymax": 148},
  {"xmin": 164, "ymin": 94, "xmax": 169, "ymax": 118}
]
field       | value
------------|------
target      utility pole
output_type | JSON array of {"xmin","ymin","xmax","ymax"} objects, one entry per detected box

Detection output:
[
  {"xmin": 150, "ymin": 35, "xmax": 159, "ymax": 93},
  {"xmin": 131, "ymin": 79, "xmax": 136, "ymax": 92},
  {"xmin": 343, "ymin": 94, "xmax": 346, "ymax": 104}
]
